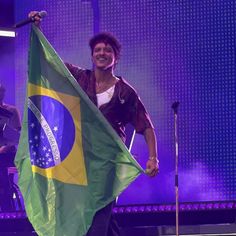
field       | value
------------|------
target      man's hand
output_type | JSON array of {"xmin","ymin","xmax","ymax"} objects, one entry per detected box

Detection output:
[
  {"xmin": 146, "ymin": 159, "xmax": 159, "ymax": 177},
  {"xmin": 28, "ymin": 11, "xmax": 42, "ymax": 27}
]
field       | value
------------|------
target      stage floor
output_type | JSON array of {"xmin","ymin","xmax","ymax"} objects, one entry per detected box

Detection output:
[{"xmin": 0, "ymin": 201, "xmax": 236, "ymax": 235}]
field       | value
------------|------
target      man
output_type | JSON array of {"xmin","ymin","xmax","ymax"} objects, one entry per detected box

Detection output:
[
  {"xmin": 0, "ymin": 84, "xmax": 21, "ymax": 211},
  {"xmin": 0, "ymin": 84, "xmax": 21, "ymax": 153},
  {"xmin": 29, "ymin": 11, "xmax": 159, "ymax": 236}
]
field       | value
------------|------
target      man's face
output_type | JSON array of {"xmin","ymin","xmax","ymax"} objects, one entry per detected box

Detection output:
[{"xmin": 92, "ymin": 43, "xmax": 116, "ymax": 70}]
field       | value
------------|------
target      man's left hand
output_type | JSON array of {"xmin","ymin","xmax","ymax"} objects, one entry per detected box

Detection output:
[{"xmin": 146, "ymin": 159, "xmax": 159, "ymax": 177}]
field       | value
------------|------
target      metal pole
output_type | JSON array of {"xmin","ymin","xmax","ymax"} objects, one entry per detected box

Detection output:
[{"xmin": 172, "ymin": 101, "xmax": 180, "ymax": 236}]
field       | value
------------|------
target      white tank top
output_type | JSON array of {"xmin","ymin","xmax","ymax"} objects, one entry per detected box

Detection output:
[{"xmin": 96, "ymin": 85, "xmax": 115, "ymax": 108}]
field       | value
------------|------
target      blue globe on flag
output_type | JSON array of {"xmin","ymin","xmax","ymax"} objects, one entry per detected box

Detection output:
[{"xmin": 28, "ymin": 95, "xmax": 75, "ymax": 169}]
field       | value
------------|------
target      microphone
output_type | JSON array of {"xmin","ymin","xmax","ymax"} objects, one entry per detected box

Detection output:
[
  {"xmin": 172, "ymin": 101, "xmax": 180, "ymax": 114},
  {"xmin": 14, "ymin": 11, "xmax": 47, "ymax": 28}
]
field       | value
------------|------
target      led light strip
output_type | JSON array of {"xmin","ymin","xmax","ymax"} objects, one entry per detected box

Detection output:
[{"xmin": 0, "ymin": 29, "xmax": 16, "ymax": 37}]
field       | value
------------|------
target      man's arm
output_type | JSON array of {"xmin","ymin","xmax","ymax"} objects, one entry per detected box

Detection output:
[
  {"xmin": 11, "ymin": 107, "xmax": 21, "ymax": 131},
  {"xmin": 144, "ymin": 127, "xmax": 159, "ymax": 177}
]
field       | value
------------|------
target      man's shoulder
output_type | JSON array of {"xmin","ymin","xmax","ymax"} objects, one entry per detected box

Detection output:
[
  {"xmin": 2, "ymin": 104, "xmax": 19, "ymax": 112},
  {"xmin": 117, "ymin": 77, "xmax": 137, "ymax": 94},
  {"xmin": 66, "ymin": 63, "xmax": 93, "ymax": 79},
  {"xmin": 65, "ymin": 63, "xmax": 90, "ymax": 73}
]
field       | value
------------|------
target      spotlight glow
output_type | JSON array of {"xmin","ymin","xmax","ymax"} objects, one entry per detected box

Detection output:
[{"xmin": 0, "ymin": 29, "xmax": 16, "ymax": 37}]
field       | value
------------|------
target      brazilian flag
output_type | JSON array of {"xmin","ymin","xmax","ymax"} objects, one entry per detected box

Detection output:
[{"xmin": 15, "ymin": 26, "xmax": 143, "ymax": 236}]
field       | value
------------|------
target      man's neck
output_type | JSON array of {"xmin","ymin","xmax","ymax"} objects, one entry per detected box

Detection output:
[{"xmin": 94, "ymin": 67, "xmax": 114, "ymax": 83}]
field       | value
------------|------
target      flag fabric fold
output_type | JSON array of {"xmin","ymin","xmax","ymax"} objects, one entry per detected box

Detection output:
[{"xmin": 15, "ymin": 26, "xmax": 143, "ymax": 236}]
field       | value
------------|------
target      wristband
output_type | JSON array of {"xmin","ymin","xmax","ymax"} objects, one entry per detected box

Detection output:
[{"xmin": 149, "ymin": 156, "xmax": 159, "ymax": 163}]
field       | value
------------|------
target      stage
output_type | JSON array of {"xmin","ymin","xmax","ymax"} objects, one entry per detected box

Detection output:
[{"xmin": 0, "ymin": 201, "xmax": 236, "ymax": 235}]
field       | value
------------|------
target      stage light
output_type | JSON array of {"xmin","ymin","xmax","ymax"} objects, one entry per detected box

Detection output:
[
  {"xmin": 0, "ymin": 211, "xmax": 26, "ymax": 219},
  {"xmin": 0, "ymin": 28, "xmax": 16, "ymax": 37},
  {"xmin": 113, "ymin": 201, "xmax": 236, "ymax": 214}
]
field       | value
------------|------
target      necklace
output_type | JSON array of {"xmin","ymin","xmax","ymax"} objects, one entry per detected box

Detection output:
[
  {"xmin": 105, "ymin": 86, "xmax": 115, "ymax": 99},
  {"xmin": 96, "ymin": 77, "xmax": 118, "ymax": 93}
]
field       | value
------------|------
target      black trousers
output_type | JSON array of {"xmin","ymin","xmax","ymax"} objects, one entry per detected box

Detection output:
[
  {"xmin": 0, "ymin": 167, "xmax": 15, "ymax": 211},
  {"xmin": 86, "ymin": 201, "xmax": 120, "ymax": 236}
]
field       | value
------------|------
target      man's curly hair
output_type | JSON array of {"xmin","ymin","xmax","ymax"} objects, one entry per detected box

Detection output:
[{"xmin": 89, "ymin": 32, "xmax": 121, "ymax": 60}]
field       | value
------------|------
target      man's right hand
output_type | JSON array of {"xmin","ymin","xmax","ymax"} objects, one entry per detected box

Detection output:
[{"xmin": 28, "ymin": 11, "xmax": 42, "ymax": 27}]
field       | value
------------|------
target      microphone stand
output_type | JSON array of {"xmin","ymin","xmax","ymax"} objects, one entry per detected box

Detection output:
[{"xmin": 172, "ymin": 101, "xmax": 180, "ymax": 236}]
